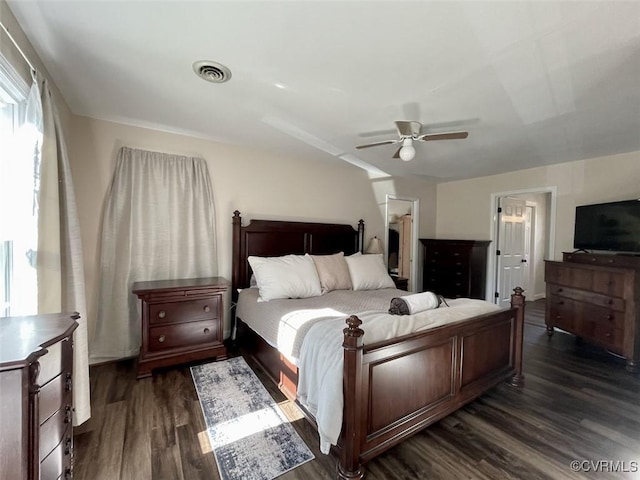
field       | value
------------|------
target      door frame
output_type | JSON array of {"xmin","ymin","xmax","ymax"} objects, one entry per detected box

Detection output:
[
  {"xmin": 385, "ymin": 194, "xmax": 420, "ymax": 292},
  {"xmin": 487, "ymin": 186, "xmax": 557, "ymax": 303}
]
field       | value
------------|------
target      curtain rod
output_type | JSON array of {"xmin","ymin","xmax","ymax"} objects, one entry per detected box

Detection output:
[{"xmin": 0, "ymin": 20, "xmax": 36, "ymax": 74}]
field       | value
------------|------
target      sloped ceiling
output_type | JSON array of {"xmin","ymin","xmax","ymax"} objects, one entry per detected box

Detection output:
[{"xmin": 7, "ymin": 1, "xmax": 640, "ymax": 181}]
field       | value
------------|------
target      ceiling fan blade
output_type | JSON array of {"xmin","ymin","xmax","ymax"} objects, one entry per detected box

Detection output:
[
  {"xmin": 395, "ymin": 121, "xmax": 421, "ymax": 137},
  {"xmin": 418, "ymin": 131, "xmax": 469, "ymax": 141},
  {"xmin": 355, "ymin": 139, "xmax": 398, "ymax": 149},
  {"xmin": 392, "ymin": 146, "xmax": 402, "ymax": 159}
]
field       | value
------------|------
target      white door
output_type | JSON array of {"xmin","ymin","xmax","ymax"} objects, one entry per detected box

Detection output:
[
  {"xmin": 522, "ymin": 205, "xmax": 534, "ymax": 294},
  {"xmin": 496, "ymin": 196, "xmax": 527, "ymax": 307}
]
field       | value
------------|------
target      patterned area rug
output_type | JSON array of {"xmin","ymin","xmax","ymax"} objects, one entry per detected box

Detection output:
[{"xmin": 191, "ymin": 357, "xmax": 314, "ymax": 480}]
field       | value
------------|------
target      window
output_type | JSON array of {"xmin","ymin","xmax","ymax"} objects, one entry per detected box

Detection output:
[{"xmin": 0, "ymin": 54, "xmax": 38, "ymax": 316}]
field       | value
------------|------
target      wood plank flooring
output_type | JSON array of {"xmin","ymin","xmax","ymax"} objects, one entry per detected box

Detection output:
[{"xmin": 74, "ymin": 300, "xmax": 640, "ymax": 479}]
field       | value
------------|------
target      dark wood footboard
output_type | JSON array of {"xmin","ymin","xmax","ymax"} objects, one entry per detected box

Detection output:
[{"xmin": 338, "ymin": 288, "xmax": 525, "ymax": 479}]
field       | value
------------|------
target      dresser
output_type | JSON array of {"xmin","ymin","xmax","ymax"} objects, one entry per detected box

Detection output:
[
  {"xmin": 420, "ymin": 239, "xmax": 491, "ymax": 299},
  {"xmin": 545, "ymin": 253, "xmax": 640, "ymax": 372},
  {"xmin": 0, "ymin": 312, "xmax": 78, "ymax": 480},
  {"xmin": 133, "ymin": 277, "xmax": 229, "ymax": 379}
]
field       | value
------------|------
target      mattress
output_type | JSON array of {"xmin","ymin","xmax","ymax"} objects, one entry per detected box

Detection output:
[{"xmin": 235, "ymin": 287, "xmax": 402, "ymax": 364}]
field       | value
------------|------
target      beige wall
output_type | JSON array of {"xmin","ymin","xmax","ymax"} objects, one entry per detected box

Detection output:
[
  {"xmin": 436, "ymin": 151, "xmax": 640, "ymax": 258},
  {"xmin": 68, "ymin": 115, "xmax": 437, "ymax": 345},
  {"xmin": 436, "ymin": 151, "xmax": 640, "ymax": 300},
  {"xmin": 2, "ymin": 0, "xmax": 438, "ymax": 352}
]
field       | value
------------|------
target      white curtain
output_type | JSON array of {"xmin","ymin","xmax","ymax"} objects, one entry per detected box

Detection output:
[
  {"xmin": 91, "ymin": 147, "xmax": 218, "ymax": 361},
  {"xmin": 27, "ymin": 75, "xmax": 91, "ymax": 426}
]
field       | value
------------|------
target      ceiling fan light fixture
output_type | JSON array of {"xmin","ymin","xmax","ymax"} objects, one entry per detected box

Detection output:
[{"xmin": 399, "ymin": 139, "xmax": 415, "ymax": 161}]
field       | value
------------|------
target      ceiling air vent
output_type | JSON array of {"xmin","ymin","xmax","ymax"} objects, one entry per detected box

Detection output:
[{"xmin": 193, "ymin": 61, "xmax": 232, "ymax": 83}]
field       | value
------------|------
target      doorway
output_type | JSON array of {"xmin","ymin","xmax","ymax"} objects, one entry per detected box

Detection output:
[
  {"xmin": 385, "ymin": 195, "xmax": 419, "ymax": 292},
  {"xmin": 489, "ymin": 188, "xmax": 557, "ymax": 305}
]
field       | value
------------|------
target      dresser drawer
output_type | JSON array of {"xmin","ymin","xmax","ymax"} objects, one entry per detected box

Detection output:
[
  {"xmin": 38, "ymin": 341, "xmax": 62, "ymax": 386},
  {"xmin": 149, "ymin": 296, "xmax": 220, "ymax": 325},
  {"xmin": 149, "ymin": 319, "xmax": 219, "ymax": 351},
  {"xmin": 424, "ymin": 250, "xmax": 470, "ymax": 267},
  {"xmin": 39, "ymin": 372, "xmax": 71, "ymax": 425},
  {"xmin": 423, "ymin": 278, "xmax": 467, "ymax": 298},
  {"xmin": 40, "ymin": 407, "xmax": 72, "ymax": 461},
  {"xmin": 548, "ymin": 295, "xmax": 625, "ymax": 333},
  {"xmin": 545, "ymin": 263, "xmax": 593, "ymax": 291},
  {"xmin": 574, "ymin": 318, "xmax": 624, "ymax": 352},
  {"xmin": 40, "ymin": 432, "xmax": 72, "ymax": 480},
  {"xmin": 547, "ymin": 295, "xmax": 575, "ymax": 332},
  {"xmin": 547, "ymin": 284, "xmax": 625, "ymax": 311},
  {"xmin": 592, "ymin": 270, "xmax": 625, "ymax": 297}
]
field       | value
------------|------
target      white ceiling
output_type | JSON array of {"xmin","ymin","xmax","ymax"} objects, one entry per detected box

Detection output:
[{"xmin": 7, "ymin": 1, "xmax": 640, "ymax": 181}]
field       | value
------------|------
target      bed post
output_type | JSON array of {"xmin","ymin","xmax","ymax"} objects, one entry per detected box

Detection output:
[
  {"xmin": 508, "ymin": 286, "xmax": 525, "ymax": 387},
  {"xmin": 357, "ymin": 219, "xmax": 364, "ymax": 253},
  {"xmin": 339, "ymin": 315, "xmax": 365, "ymax": 480}
]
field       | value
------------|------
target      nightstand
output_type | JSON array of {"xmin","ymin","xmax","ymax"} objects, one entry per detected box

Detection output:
[
  {"xmin": 392, "ymin": 276, "xmax": 409, "ymax": 291},
  {"xmin": 133, "ymin": 277, "xmax": 229, "ymax": 379}
]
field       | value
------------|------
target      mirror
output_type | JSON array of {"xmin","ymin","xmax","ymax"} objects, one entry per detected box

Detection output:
[{"xmin": 385, "ymin": 195, "xmax": 419, "ymax": 292}]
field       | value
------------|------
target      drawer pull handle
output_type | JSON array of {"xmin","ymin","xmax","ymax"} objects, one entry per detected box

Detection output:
[
  {"xmin": 607, "ymin": 314, "xmax": 614, "ymax": 321},
  {"xmin": 158, "ymin": 335, "xmax": 166, "ymax": 343},
  {"xmin": 204, "ymin": 305, "xmax": 211, "ymax": 313},
  {"xmin": 204, "ymin": 328, "xmax": 210, "ymax": 334},
  {"xmin": 591, "ymin": 258, "xmax": 597, "ymax": 262},
  {"xmin": 605, "ymin": 332, "xmax": 612, "ymax": 338},
  {"xmin": 557, "ymin": 301, "xmax": 564, "ymax": 305},
  {"xmin": 607, "ymin": 299, "xmax": 614, "ymax": 305},
  {"xmin": 158, "ymin": 310, "xmax": 166, "ymax": 319},
  {"xmin": 65, "ymin": 372, "xmax": 73, "ymax": 392},
  {"xmin": 65, "ymin": 437, "xmax": 72, "ymax": 455},
  {"xmin": 557, "ymin": 288, "xmax": 563, "ymax": 293}
]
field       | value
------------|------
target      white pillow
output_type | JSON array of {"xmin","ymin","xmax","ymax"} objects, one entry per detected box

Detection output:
[
  {"xmin": 248, "ymin": 254, "xmax": 322, "ymax": 301},
  {"xmin": 345, "ymin": 254, "xmax": 395, "ymax": 291}
]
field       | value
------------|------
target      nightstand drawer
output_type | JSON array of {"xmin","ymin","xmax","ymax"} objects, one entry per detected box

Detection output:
[
  {"xmin": 148, "ymin": 319, "xmax": 219, "ymax": 351},
  {"xmin": 149, "ymin": 296, "xmax": 220, "ymax": 325}
]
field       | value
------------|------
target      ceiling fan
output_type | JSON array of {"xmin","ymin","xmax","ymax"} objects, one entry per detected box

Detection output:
[{"xmin": 356, "ymin": 121, "xmax": 468, "ymax": 161}]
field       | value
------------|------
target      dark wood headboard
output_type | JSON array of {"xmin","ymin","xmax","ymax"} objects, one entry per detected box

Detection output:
[{"xmin": 231, "ymin": 210, "xmax": 364, "ymax": 302}]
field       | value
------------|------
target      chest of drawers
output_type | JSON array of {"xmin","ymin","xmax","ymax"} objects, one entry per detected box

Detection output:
[
  {"xmin": 0, "ymin": 313, "xmax": 78, "ymax": 480},
  {"xmin": 420, "ymin": 239, "xmax": 491, "ymax": 299},
  {"xmin": 133, "ymin": 277, "xmax": 229, "ymax": 378},
  {"xmin": 545, "ymin": 253, "xmax": 639, "ymax": 372}
]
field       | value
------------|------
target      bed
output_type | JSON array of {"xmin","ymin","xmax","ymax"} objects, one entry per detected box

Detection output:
[{"xmin": 231, "ymin": 211, "xmax": 525, "ymax": 480}]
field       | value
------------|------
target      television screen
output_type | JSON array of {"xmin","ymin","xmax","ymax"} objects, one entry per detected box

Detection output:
[{"xmin": 574, "ymin": 199, "xmax": 640, "ymax": 253}]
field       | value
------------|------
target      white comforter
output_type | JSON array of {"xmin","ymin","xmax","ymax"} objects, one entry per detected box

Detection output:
[{"xmin": 295, "ymin": 298, "xmax": 501, "ymax": 454}]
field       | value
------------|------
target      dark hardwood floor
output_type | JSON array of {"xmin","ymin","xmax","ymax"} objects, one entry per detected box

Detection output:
[{"xmin": 74, "ymin": 300, "xmax": 640, "ymax": 479}]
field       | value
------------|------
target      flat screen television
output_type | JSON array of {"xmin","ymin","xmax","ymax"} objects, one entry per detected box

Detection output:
[{"xmin": 574, "ymin": 199, "xmax": 640, "ymax": 253}]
